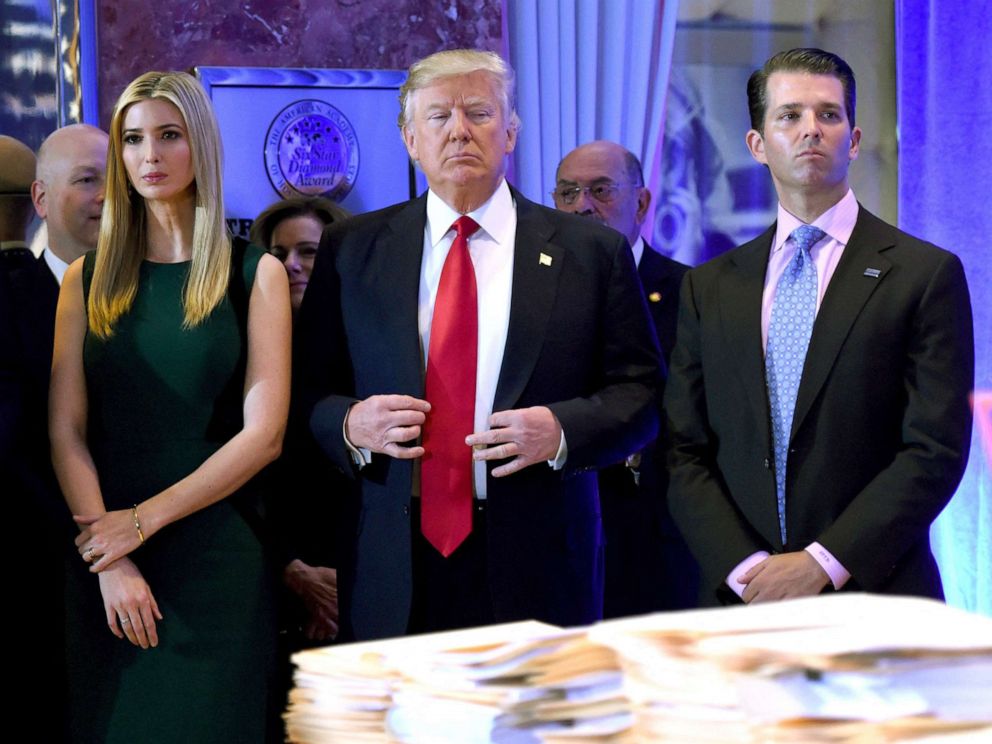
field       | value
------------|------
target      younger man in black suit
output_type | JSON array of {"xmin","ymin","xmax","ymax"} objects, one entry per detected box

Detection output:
[{"xmin": 665, "ymin": 49, "xmax": 973, "ymax": 605}]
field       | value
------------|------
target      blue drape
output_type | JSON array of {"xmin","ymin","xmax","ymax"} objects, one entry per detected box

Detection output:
[
  {"xmin": 896, "ymin": 1, "xmax": 992, "ymax": 615},
  {"xmin": 504, "ymin": 0, "xmax": 678, "ymax": 226}
]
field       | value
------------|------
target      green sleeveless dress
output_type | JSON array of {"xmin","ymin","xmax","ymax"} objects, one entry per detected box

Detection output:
[{"xmin": 66, "ymin": 245, "xmax": 276, "ymax": 743}]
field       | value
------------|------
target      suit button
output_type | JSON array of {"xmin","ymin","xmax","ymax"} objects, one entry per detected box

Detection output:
[
  {"xmin": 763, "ymin": 458, "xmax": 771, "ymax": 469},
  {"xmin": 789, "ymin": 448, "xmax": 797, "ymax": 454},
  {"xmin": 403, "ymin": 504, "xmax": 410, "ymax": 516}
]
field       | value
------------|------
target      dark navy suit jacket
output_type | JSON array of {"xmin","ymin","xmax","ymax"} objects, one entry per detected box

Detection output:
[
  {"xmin": 665, "ymin": 207, "xmax": 973, "ymax": 603},
  {"xmin": 295, "ymin": 188, "xmax": 661, "ymax": 640}
]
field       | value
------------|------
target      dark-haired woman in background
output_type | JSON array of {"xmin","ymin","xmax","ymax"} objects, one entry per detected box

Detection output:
[
  {"xmin": 250, "ymin": 197, "xmax": 354, "ymax": 730},
  {"xmin": 250, "ymin": 196, "xmax": 350, "ymax": 316},
  {"xmin": 50, "ymin": 71, "xmax": 290, "ymax": 743}
]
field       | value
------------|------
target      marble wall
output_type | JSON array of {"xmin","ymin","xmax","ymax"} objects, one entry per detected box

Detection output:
[{"xmin": 96, "ymin": 0, "xmax": 503, "ymax": 127}]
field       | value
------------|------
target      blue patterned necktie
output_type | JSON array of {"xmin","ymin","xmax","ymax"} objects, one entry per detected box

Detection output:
[{"xmin": 765, "ymin": 224, "xmax": 826, "ymax": 544}]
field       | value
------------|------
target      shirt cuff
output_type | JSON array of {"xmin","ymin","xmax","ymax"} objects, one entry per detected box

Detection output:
[
  {"xmin": 805, "ymin": 542, "xmax": 851, "ymax": 590},
  {"xmin": 342, "ymin": 406, "xmax": 372, "ymax": 468},
  {"xmin": 726, "ymin": 551, "xmax": 771, "ymax": 599},
  {"xmin": 547, "ymin": 429, "xmax": 568, "ymax": 470}
]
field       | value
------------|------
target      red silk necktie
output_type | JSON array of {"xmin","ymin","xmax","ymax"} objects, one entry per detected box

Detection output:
[{"xmin": 421, "ymin": 215, "xmax": 481, "ymax": 556}]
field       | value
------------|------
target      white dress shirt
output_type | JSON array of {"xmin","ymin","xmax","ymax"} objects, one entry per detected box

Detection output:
[
  {"xmin": 420, "ymin": 182, "xmax": 516, "ymax": 499},
  {"xmin": 43, "ymin": 247, "xmax": 70, "ymax": 286},
  {"xmin": 630, "ymin": 236, "xmax": 645, "ymax": 268},
  {"xmin": 346, "ymin": 181, "xmax": 566, "ymax": 493}
]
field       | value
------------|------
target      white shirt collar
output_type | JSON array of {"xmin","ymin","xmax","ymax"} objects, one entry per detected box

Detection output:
[
  {"xmin": 43, "ymin": 247, "xmax": 70, "ymax": 286},
  {"xmin": 426, "ymin": 179, "xmax": 515, "ymax": 248},
  {"xmin": 631, "ymin": 236, "xmax": 645, "ymax": 268}
]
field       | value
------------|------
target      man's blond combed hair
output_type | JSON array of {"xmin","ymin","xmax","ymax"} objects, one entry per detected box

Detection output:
[
  {"xmin": 88, "ymin": 71, "xmax": 230, "ymax": 338},
  {"xmin": 398, "ymin": 49, "xmax": 522, "ymax": 133}
]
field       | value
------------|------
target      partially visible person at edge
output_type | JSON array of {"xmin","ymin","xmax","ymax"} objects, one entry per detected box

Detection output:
[
  {"xmin": 50, "ymin": 70, "xmax": 290, "ymax": 743},
  {"xmin": 2, "ymin": 123, "xmax": 108, "ymax": 741}
]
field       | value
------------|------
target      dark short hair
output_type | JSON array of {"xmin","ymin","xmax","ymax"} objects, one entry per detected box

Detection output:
[
  {"xmin": 747, "ymin": 48, "xmax": 856, "ymax": 133},
  {"xmin": 249, "ymin": 196, "xmax": 351, "ymax": 248}
]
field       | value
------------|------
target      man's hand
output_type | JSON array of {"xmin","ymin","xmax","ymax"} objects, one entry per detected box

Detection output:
[
  {"xmin": 739, "ymin": 551, "xmax": 830, "ymax": 604},
  {"xmin": 466, "ymin": 406, "xmax": 562, "ymax": 477},
  {"xmin": 345, "ymin": 394, "xmax": 430, "ymax": 459}
]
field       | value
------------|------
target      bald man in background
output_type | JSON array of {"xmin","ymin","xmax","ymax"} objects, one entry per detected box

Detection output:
[
  {"xmin": 0, "ymin": 124, "xmax": 108, "ymax": 741},
  {"xmin": 554, "ymin": 141, "xmax": 699, "ymax": 615}
]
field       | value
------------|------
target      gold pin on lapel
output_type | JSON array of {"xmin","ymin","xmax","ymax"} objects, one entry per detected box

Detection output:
[
  {"xmin": 648, "ymin": 291, "xmax": 662, "ymax": 303},
  {"xmin": 539, "ymin": 253, "xmax": 553, "ymax": 266}
]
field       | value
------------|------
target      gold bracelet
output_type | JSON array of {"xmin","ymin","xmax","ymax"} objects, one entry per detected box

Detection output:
[{"xmin": 131, "ymin": 505, "xmax": 145, "ymax": 545}]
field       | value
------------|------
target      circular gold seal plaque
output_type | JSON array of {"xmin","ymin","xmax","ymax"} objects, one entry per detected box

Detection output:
[{"xmin": 264, "ymin": 99, "xmax": 359, "ymax": 200}]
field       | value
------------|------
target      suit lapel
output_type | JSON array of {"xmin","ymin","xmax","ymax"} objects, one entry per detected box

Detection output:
[
  {"xmin": 792, "ymin": 208, "xmax": 893, "ymax": 437},
  {"xmin": 493, "ymin": 191, "xmax": 562, "ymax": 411},
  {"xmin": 380, "ymin": 196, "xmax": 429, "ymax": 397},
  {"xmin": 721, "ymin": 226, "xmax": 774, "ymax": 437}
]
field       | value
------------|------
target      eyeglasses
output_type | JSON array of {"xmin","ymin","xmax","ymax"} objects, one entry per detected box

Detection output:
[{"xmin": 551, "ymin": 182, "xmax": 641, "ymax": 206}]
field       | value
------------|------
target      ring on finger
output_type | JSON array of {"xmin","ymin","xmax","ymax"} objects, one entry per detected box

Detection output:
[
  {"xmin": 83, "ymin": 548, "xmax": 94, "ymax": 562},
  {"xmin": 120, "ymin": 616, "xmax": 131, "ymax": 625}
]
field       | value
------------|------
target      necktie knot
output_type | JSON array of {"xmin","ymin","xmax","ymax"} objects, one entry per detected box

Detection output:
[
  {"xmin": 453, "ymin": 215, "xmax": 480, "ymax": 241},
  {"xmin": 790, "ymin": 224, "xmax": 826, "ymax": 255}
]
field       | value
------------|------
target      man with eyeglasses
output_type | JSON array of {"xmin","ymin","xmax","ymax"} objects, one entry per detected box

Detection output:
[{"xmin": 554, "ymin": 140, "xmax": 698, "ymax": 615}]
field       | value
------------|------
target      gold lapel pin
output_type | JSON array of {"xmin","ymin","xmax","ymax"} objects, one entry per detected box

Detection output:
[
  {"xmin": 539, "ymin": 253, "xmax": 553, "ymax": 266},
  {"xmin": 648, "ymin": 291, "xmax": 662, "ymax": 303}
]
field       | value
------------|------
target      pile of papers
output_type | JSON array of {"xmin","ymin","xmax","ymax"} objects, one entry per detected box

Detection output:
[
  {"xmin": 286, "ymin": 620, "xmax": 633, "ymax": 743},
  {"xmin": 286, "ymin": 595, "xmax": 992, "ymax": 743},
  {"xmin": 590, "ymin": 594, "xmax": 992, "ymax": 742}
]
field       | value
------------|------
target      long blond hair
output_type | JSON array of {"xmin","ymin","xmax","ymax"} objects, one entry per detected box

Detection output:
[{"xmin": 88, "ymin": 71, "xmax": 231, "ymax": 338}]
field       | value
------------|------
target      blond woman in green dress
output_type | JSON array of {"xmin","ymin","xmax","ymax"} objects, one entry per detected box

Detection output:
[{"xmin": 50, "ymin": 71, "xmax": 290, "ymax": 743}]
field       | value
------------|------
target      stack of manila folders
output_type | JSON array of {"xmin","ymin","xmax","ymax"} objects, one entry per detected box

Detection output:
[{"xmin": 284, "ymin": 593, "xmax": 992, "ymax": 743}]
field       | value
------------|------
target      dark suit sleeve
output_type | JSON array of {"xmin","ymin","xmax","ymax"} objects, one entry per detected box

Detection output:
[
  {"xmin": 293, "ymin": 224, "xmax": 361, "ymax": 478},
  {"xmin": 664, "ymin": 269, "xmax": 768, "ymax": 595},
  {"xmin": 817, "ymin": 250, "xmax": 973, "ymax": 589},
  {"xmin": 0, "ymin": 272, "xmax": 22, "ymax": 462},
  {"xmin": 547, "ymin": 234, "xmax": 663, "ymax": 471}
]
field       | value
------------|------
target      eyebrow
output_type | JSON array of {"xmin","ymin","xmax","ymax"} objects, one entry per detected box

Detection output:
[
  {"xmin": 423, "ymin": 98, "xmax": 495, "ymax": 111},
  {"xmin": 122, "ymin": 122, "xmax": 185, "ymax": 134},
  {"xmin": 774, "ymin": 101, "xmax": 843, "ymax": 113},
  {"xmin": 556, "ymin": 177, "xmax": 616, "ymax": 186}
]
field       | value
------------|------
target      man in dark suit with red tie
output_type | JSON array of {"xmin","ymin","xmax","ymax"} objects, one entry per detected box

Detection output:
[
  {"xmin": 296, "ymin": 50, "xmax": 661, "ymax": 640},
  {"xmin": 665, "ymin": 48, "xmax": 973, "ymax": 606},
  {"xmin": 553, "ymin": 140, "xmax": 698, "ymax": 615}
]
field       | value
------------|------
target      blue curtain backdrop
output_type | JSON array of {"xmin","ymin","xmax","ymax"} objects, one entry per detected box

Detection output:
[
  {"xmin": 504, "ymin": 0, "xmax": 678, "ymax": 233},
  {"xmin": 897, "ymin": 1, "xmax": 991, "ymax": 615}
]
